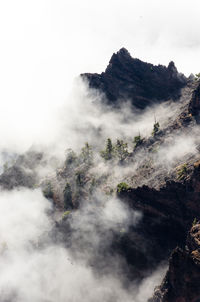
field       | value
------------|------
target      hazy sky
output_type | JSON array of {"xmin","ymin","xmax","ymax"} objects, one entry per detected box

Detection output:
[{"xmin": 0, "ymin": 0, "xmax": 200, "ymax": 151}]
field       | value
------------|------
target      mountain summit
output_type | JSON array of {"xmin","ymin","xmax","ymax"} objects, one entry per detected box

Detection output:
[{"xmin": 81, "ymin": 48, "xmax": 187, "ymax": 109}]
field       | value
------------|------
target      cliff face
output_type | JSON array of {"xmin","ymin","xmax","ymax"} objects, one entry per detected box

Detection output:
[
  {"xmin": 149, "ymin": 224, "xmax": 200, "ymax": 302},
  {"xmin": 189, "ymin": 81, "xmax": 200, "ymax": 123},
  {"xmin": 81, "ymin": 48, "xmax": 187, "ymax": 109},
  {"xmin": 114, "ymin": 168, "xmax": 200, "ymax": 277}
]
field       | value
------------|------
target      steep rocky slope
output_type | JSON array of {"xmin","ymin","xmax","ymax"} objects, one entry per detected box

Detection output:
[
  {"xmin": 49, "ymin": 72, "xmax": 200, "ymax": 282},
  {"xmin": 149, "ymin": 223, "xmax": 200, "ymax": 302},
  {"xmin": 1, "ymin": 49, "xmax": 200, "ymax": 297}
]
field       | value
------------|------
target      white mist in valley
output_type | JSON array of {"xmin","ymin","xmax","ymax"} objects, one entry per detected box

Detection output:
[
  {"xmin": 0, "ymin": 188, "xmax": 165, "ymax": 302},
  {"xmin": 0, "ymin": 77, "xmax": 199, "ymax": 301}
]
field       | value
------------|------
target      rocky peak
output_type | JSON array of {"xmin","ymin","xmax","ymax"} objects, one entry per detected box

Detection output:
[
  {"xmin": 167, "ymin": 60, "xmax": 176, "ymax": 70},
  {"xmin": 106, "ymin": 47, "xmax": 132, "ymax": 70},
  {"xmin": 81, "ymin": 48, "xmax": 188, "ymax": 109}
]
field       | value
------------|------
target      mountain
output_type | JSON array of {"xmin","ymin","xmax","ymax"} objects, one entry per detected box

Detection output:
[
  {"xmin": 81, "ymin": 48, "xmax": 187, "ymax": 109},
  {"xmin": 2, "ymin": 49, "xmax": 200, "ymax": 301}
]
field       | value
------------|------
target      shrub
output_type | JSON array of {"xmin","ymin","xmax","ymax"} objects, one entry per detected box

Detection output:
[
  {"xmin": 152, "ymin": 122, "xmax": 160, "ymax": 136},
  {"xmin": 117, "ymin": 182, "xmax": 130, "ymax": 193},
  {"xmin": 133, "ymin": 135, "xmax": 143, "ymax": 149},
  {"xmin": 62, "ymin": 210, "xmax": 71, "ymax": 220},
  {"xmin": 177, "ymin": 163, "xmax": 188, "ymax": 180}
]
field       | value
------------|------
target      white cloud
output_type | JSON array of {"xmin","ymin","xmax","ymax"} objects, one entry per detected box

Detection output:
[
  {"xmin": 0, "ymin": 188, "xmax": 165, "ymax": 302},
  {"xmin": 0, "ymin": 0, "xmax": 200, "ymax": 152}
]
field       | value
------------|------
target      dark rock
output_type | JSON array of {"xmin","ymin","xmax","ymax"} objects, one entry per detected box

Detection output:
[
  {"xmin": 189, "ymin": 81, "xmax": 200, "ymax": 122},
  {"xmin": 81, "ymin": 48, "xmax": 187, "ymax": 109},
  {"xmin": 149, "ymin": 224, "xmax": 200, "ymax": 302},
  {"xmin": 114, "ymin": 175, "xmax": 200, "ymax": 278}
]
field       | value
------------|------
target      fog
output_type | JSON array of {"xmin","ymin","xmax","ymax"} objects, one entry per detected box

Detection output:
[
  {"xmin": 0, "ymin": 1, "xmax": 200, "ymax": 301},
  {"xmin": 0, "ymin": 189, "xmax": 165, "ymax": 302},
  {"xmin": 0, "ymin": 0, "xmax": 200, "ymax": 152},
  {"xmin": 0, "ymin": 77, "xmax": 198, "ymax": 300}
]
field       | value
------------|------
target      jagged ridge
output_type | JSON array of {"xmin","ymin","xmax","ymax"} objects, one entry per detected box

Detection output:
[{"xmin": 81, "ymin": 48, "xmax": 187, "ymax": 109}]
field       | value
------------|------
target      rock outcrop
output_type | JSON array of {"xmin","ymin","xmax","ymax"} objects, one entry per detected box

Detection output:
[
  {"xmin": 81, "ymin": 48, "xmax": 187, "ymax": 109},
  {"xmin": 149, "ymin": 223, "xmax": 200, "ymax": 302},
  {"xmin": 189, "ymin": 80, "xmax": 200, "ymax": 122},
  {"xmin": 114, "ymin": 177, "xmax": 199, "ymax": 278}
]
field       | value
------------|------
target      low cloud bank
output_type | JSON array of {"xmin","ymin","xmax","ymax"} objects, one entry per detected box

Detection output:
[{"xmin": 0, "ymin": 188, "xmax": 165, "ymax": 302}]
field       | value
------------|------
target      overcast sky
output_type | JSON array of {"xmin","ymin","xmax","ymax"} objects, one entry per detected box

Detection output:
[{"xmin": 0, "ymin": 0, "xmax": 200, "ymax": 152}]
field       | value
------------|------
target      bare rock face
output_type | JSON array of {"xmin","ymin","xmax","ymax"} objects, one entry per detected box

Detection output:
[
  {"xmin": 114, "ymin": 157, "xmax": 200, "ymax": 279},
  {"xmin": 81, "ymin": 48, "xmax": 187, "ymax": 109},
  {"xmin": 189, "ymin": 81, "xmax": 200, "ymax": 121},
  {"xmin": 149, "ymin": 224, "xmax": 200, "ymax": 302}
]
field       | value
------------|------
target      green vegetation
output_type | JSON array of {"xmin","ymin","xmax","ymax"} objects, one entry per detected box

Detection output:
[
  {"xmin": 100, "ymin": 138, "xmax": 114, "ymax": 160},
  {"xmin": 177, "ymin": 163, "xmax": 188, "ymax": 180},
  {"xmin": 65, "ymin": 149, "xmax": 77, "ymax": 166},
  {"xmin": 195, "ymin": 73, "xmax": 200, "ymax": 80},
  {"xmin": 62, "ymin": 210, "xmax": 71, "ymax": 219},
  {"xmin": 133, "ymin": 134, "xmax": 143, "ymax": 149},
  {"xmin": 192, "ymin": 217, "xmax": 198, "ymax": 226},
  {"xmin": 114, "ymin": 139, "xmax": 129, "ymax": 162},
  {"xmin": 63, "ymin": 182, "xmax": 73, "ymax": 209},
  {"xmin": 101, "ymin": 138, "xmax": 130, "ymax": 162},
  {"xmin": 75, "ymin": 170, "xmax": 85, "ymax": 187},
  {"xmin": 152, "ymin": 122, "xmax": 160, "ymax": 137},
  {"xmin": 117, "ymin": 182, "xmax": 130, "ymax": 193},
  {"xmin": 80, "ymin": 142, "xmax": 93, "ymax": 165}
]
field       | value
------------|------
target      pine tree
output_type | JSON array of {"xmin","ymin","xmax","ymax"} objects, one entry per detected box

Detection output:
[
  {"xmin": 114, "ymin": 139, "xmax": 129, "ymax": 162},
  {"xmin": 80, "ymin": 142, "xmax": 93, "ymax": 165},
  {"xmin": 100, "ymin": 138, "xmax": 114, "ymax": 160},
  {"xmin": 63, "ymin": 183, "xmax": 73, "ymax": 210},
  {"xmin": 65, "ymin": 149, "xmax": 77, "ymax": 166}
]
